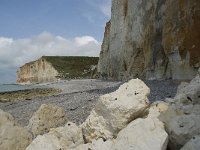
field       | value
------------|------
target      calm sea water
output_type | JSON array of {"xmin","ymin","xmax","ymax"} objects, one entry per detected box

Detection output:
[{"xmin": 0, "ymin": 84, "xmax": 46, "ymax": 93}]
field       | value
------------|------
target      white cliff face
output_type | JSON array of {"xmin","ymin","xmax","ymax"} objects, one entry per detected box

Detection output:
[
  {"xmin": 98, "ymin": 0, "xmax": 200, "ymax": 80},
  {"xmin": 17, "ymin": 57, "xmax": 58, "ymax": 84}
]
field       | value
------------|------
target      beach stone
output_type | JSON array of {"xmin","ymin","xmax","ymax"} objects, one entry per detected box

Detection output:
[
  {"xmin": 181, "ymin": 135, "xmax": 200, "ymax": 150},
  {"xmin": 160, "ymin": 72, "xmax": 200, "ymax": 149},
  {"xmin": 175, "ymin": 80, "xmax": 200, "ymax": 105},
  {"xmin": 177, "ymin": 82, "xmax": 189, "ymax": 94},
  {"xmin": 111, "ymin": 117, "xmax": 168, "ymax": 150},
  {"xmin": 148, "ymin": 101, "xmax": 169, "ymax": 118},
  {"xmin": 160, "ymin": 104, "xmax": 200, "ymax": 149},
  {"xmin": 82, "ymin": 79, "xmax": 150, "ymax": 142},
  {"xmin": 26, "ymin": 122, "xmax": 84, "ymax": 150},
  {"xmin": 69, "ymin": 138, "xmax": 113, "ymax": 150},
  {"xmin": 73, "ymin": 117, "xmax": 168, "ymax": 150},
  {"xmin": 166, "ymin": 115, "xmax": 200, "ymax": 149},
  {"xmin": 0, "ymin": 109, "xmax": 32, "ymax": 150},
  {"xmin": 27, "ymin": 104, "xmax": 67, "ymax": 137}
]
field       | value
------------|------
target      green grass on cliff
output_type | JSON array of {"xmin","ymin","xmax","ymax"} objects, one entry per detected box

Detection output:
[{"xmin": 42, "ymin": 56, "xmax": 99, "ymax": 79}]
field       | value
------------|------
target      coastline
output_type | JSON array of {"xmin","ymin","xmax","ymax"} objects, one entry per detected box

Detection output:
[
  {"xmin": 0, "ymin": 79, "xmax": 121, "ymax": 126},
  {"xmin": 0, "ymin": 88, "xmax": 61, "ymax": 103},
  {"xmin": 0, "ymin": 79, "xmax": 181, "ymax": 127},
  {"xmin": 0, "ymin": 79, "xmax": 122, "ymax": 103}
]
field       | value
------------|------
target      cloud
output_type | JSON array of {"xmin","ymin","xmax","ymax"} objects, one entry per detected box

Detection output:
[
  {"xmin": 85, "ymin": 0, "xmax": 111, "ymax": 18},
  {"xmin": 100, "ymin": 0, "xmax": 112, "ymax": 17},
  {"xmin": 82, "ymin": 13, "xmax": 95, "ymax": 23},
  {"xmin": 0, "ymin": 32, "xmax": 101, "ymax": 83},
  {"xmin": 75, "ymin": 36, "xmax": 98, "ymax": 46}
]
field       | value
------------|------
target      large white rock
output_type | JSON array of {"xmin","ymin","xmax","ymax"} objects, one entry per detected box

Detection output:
[
  {"xmin": 161, "ymin": 108, "xmax": 200, "ymax": 149},
  {"xmin": 166, "ymin": 115, "xmax": 200, "ymax": 149},
  {"xmin": 72, "ymin": 117, "xmax": 168, "ymax": 150},
  {"xmin": 0, "ymin": 109, "xmax": 32, "ymax": 150},
  {"xmin": 160, "ymin": 72, "xmax": 200, "ymax": 149},
  {"xmin": 177, "ymin": 82, "xmax": 189, "ymax": 94},
  {"xmin": 111, "ymin": 117, "xmax": 168, "ymax": 150},
  {"xmin": 82, "ymin": 79, "xmax": 150, "ymax": 142},
  {"xmin": 69, "ymin": 138, "xmax": 113, "ymax": 150},
  {"xmin": 148, "ymin": 101, "xmax": 169, "ymax": 118},
  {"xmin": 181, "ymin": 136, "xmax": 200, "ymax": 150},
  {"xmin": 27, "ymin": 104, "xmax": 67, "ymax": 137},
  {"xmin": 174, "ymin": 72, "xmax": 200, "ymax": 105},
  {"xmin": 26, "ymin": 122, "xmax": 84, "ymax": 150}
]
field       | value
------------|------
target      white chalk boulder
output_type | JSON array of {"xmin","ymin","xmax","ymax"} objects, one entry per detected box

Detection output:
[
  {"xmin": 160, "ymin": 72, "xmax": 200, "ymax": 149},
  {"xmin": 148, "ymin": 101, "xmax": 169, "ymax": 118},
  {"xmin": 27, "ymin": 104, "xmax": 67, "ymax": 136},
  {"xmin": 181, "ymin": 136, "xmax": 200, "ymax": 150},
  {"xmin": 72, "ymin": 117, "xmax": 168, "ymax": 150},
  {"xmin": 82, "ymin": 79, "xmax": 150, "ymax": 142},
  {"xmin": 0, "ymin": 109, "xmax": 32, "ymax": 150},
  {"xmin": 166, "ymin": 114, "xmax": 200, "ymax": 149},
  {"xmin": 111, "ymin": 117, "xmax": 168, "ymax": 150},
  {"xmin": 26, "ymin": 122, "xmax": 84, "ymax": 150},
  {"xmin": 175, "ymin": 72, "xmax": 200, "ymax": 105},
  {"xmin": 69, "ymin": 138, "xmax": 113, "ymax": 150}
]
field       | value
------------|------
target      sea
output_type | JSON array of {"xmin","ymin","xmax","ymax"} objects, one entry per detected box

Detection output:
[{"xmin": 0, "ymin": 84, "xmax": 47, "ymax": 93}]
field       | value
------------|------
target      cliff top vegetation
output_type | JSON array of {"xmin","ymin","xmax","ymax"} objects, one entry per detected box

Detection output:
[{"xmin": 42, "ymin": 56, "xmax": 99, "ymax": 79}]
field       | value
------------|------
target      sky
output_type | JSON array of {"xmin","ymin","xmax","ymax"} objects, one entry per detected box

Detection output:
[{"xmin": 0, "ymin": 0, "xmax": 111, "ymax": 83}]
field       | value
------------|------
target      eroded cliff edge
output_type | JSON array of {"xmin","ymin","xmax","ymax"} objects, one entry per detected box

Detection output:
[
  {"xmin": 17, "ymin": 57, "xmax": 58, "ymax": 84},
  {"xmin": 17, "ymin": 56, "xmax": 98, "ymax": 84},
  {"xmin": 98, "ymin": 0, "xmax": 200, "ymax": 80}
]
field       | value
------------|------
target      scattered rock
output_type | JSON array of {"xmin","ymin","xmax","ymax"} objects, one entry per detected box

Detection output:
[
  {"xmin": 111, "ymin": 117, "xmax": 168, "ymax": 150},
  {"xmin": 177, "ymin": 82, "xmax": 189, "ymax": 94},
  {"xmin": 0, "ymin": 109, "xmax": 32, "ymax": 150},
  {"xmin": 71, "ymin": 117, "xmax": 168, "ymax": 150},
  {"xmin": 181, "ymin": 135, "xmax": 200, "ymax": 150},
  {"xmin": 26, "ymin": 122, "xmax": 84, "ymax": 150},
  {"xmin": 82, "ymin": 79, "xmax": 150, "ymax": 142},
  {"xmin": 69, "ymin": 138, "xmax": 113, "ymax": 150},
  {"xmin": 160, "ymin": 72, "xmax": 200, "ymax": 149},
  {"xmin": 27, "ymin": 104, "xmax": 67, "ymax": 137},
  {"xmin": 1, "ymin": 73, "xmax": 200, "ymax": 150},
  {"xmin": 174, "ymin": 75, "xmax": 200, "ymax": 105},
  {"xmin": 148, "ymin": 101, "xmax": 169, "ymax": 118},
  {"xmin": 166, "ymin": 115, "xmax": 200, "ymax": 149}
]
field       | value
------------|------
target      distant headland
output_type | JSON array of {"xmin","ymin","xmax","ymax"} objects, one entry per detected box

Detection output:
[{"xmin": 16, "ymin": 56, "xmax": 99, "ymax": 84}]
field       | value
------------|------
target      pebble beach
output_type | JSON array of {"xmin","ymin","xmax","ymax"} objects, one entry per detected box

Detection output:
[{"xmin": 0, "ymin": 79, "xmax": 181, "ymax": 126}]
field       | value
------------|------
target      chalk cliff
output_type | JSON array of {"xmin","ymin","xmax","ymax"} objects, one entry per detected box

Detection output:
[
  {"xmin": 98, "ymin": 0, "xmax": 200, "ymax": 80},
  {"xmin": 17, "ymin": 56, "xmax": 98, "ymax": 84},
  {"xmin": 17, "ymin": 57, "xmax": 59, "ymax": 84}
]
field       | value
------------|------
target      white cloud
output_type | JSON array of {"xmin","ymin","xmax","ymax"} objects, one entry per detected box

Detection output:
[
  {"xmin": 0, "ymin": 32, "xmax": 101, "ymax": 83},
  {"xmin": 82, "ymin": 13, "xmax": 95, "ymax": 23},
  {"xmin": 100, "ymin": 0, "xmax": 112, "ymax": 17},
  {"xmin": 75, "ymin": 36, "xmax": 98, "ymax": 46},
  {"xmin": 85, "ymin": 0, "xmax": 111, "ymax": 18},
  {"xmin": 0, "ymin": 38, "xmax": 13, "ymax": 50}
]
